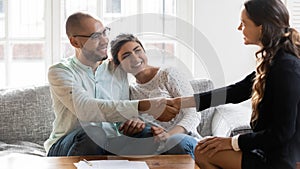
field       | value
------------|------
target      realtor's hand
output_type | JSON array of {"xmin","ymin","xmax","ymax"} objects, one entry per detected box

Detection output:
[
  {"xmin": 195, "ymin": 136, "xmax": 232, "ymax": 157},
  {"xmin": 119, "ymin": 118, "xmax": 145, "ymax": 136}
]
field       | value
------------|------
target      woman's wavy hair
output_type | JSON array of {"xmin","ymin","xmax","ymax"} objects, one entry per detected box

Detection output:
[
  {"xmin": 110, "ymin": 34, "xmax": 145, "ymax": 65},
  {"xmin": 244, "ymin": 0, "xmax": 300, "ymax": 126}
]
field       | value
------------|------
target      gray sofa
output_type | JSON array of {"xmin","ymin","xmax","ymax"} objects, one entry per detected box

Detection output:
[
  {"xmin": 0, "ymin": 85, "xmax": 54, "ymax": 156},
  {"xmin": 0, "ymin": 79, "xmax": 252, "ymax": 157}
]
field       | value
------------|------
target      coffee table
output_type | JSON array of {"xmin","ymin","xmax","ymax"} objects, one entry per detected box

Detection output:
[{"xmin": 1, "ymin": 154, "xmax": 200, "ymax": 169}]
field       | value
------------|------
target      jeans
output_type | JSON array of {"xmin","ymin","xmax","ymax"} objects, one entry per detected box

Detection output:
[
  {"xmin": 162, "ymin": 134, "xmax": 198, "ymax": 159},
  {"xmin": 47, "ymin": 125, "xmax": 108, "ymax": 156},
  {"xmin": 47, "ymin": 125, "xmax": 159, "ymax": 156},
  {"xmin": 47, "ymin": 125, "xmax": 197, "ymax": 157}
]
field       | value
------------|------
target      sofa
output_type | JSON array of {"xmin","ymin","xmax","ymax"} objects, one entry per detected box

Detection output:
[{"xmin": 0, "ymin": 79, "xmax": 252, "ymax": 157}]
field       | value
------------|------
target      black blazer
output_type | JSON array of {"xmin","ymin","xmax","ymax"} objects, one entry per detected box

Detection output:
[{"xmin": 194, "ymin": 49, "xmax": 300, "ymax": 169}]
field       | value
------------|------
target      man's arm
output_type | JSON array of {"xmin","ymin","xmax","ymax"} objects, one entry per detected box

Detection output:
[
  {"xmin": 49, "ymin": 65, "xmax": 139, "ymax": 122},
  {"xmin": 49, "ymin": 65, "xmax": 178, "ymax": 123}
]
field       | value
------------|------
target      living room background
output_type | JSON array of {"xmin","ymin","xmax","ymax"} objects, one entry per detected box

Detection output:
[{"xmin": 0, "ymin": 0, "xmax": 296, "ymax": 88}]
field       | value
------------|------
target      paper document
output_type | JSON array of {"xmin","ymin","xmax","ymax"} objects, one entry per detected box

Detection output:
[{"xmin": 74, "ymin": 160, "xmax": 149, "ymax": 169}]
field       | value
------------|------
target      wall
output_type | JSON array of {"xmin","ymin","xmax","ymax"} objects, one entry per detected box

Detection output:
[{"xmin": 193, "ymin": 0, "xmax": 257, "ymax": 87}]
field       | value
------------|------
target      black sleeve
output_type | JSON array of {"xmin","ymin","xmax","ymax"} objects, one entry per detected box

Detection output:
[{"xmin": 193, "ymin": 71, "xmax": 255, "ymax": 112}]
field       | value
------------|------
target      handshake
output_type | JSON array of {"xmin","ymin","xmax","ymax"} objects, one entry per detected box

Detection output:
[{"xmin": 138, "ymin": 96, "xmax": 196, "ymax": 122}]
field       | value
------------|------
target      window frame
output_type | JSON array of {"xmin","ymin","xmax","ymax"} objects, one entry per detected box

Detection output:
[{"xmin": 103, "ymin": 0, "xmax": 124, "ymax": 18}]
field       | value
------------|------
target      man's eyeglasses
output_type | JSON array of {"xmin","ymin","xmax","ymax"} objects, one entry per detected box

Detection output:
[{"xmin": 72, "ymin": 27, "xmax": 110, "ymax": 40}]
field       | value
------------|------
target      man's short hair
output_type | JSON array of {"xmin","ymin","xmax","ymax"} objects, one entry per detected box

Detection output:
[{"xmin": 65, "ymin": 12, "xmax": 96, "ymax": 38}]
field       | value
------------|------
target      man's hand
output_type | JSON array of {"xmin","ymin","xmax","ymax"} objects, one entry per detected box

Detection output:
[
  {"xmin": 195, "ymin": 136, "xmax": 232, "ymax": 157},
  {"xmin": 138, "ymin": 98, "xmax": 180, "ymax": 122},
  {"xmin": 167, "ymin": 96, "xmax": 196, "ymax": 109},
  {"xmin": 166, "ymin": 97, "xmax": 181, "ymax": 109},
  {"xmin": 157, "ymin": 103, "xmax": 179, "ymax": 121},
  {"xmin": 119, "ymin": 118, "xmax": 145, "ymax": 136}
]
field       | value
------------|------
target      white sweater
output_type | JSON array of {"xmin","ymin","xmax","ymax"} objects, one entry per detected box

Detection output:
[{"xmin": 130, "ymin": 67, "xmax": 201, "ymax": 139}]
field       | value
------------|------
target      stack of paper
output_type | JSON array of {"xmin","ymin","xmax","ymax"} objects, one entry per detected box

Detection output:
[{"xmin": 74, "ymin": 160, "xmax": 149, "ymax": 169}]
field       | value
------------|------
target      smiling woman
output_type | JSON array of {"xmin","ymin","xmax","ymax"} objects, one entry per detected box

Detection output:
[{"xmin": 110, "ymin": 33, "xmax": 202, "ymax": 158}]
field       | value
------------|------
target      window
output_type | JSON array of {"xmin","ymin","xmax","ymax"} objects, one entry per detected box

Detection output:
[
  {"xmin": 142, "ymin": 0, "xmax": 175, "ymax": 16},
  {"xmin": 0, "ymin": 0, "xmax": 4, "ymax": 38},
  {"xmin": 1, "ymin": 0, "xmax": 195, "ymax": 88},
  {"xmin": 286, "ymin": 0, "xmax": 300, "ymax": 31},
  {"xmin": 0, "ymin": 0, "xmax": 46, "ymax": 88},
  {"xmin": 0, "ymin": 0, "xmax": 3, "ymax": 13},
  {"xmin": 104, "ymin": 0, "xmax": 122, "ymax": 17}
]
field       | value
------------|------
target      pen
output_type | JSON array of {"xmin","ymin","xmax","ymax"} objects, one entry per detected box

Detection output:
[{"xmin": 83, "ymin": 159, "xmax": 93, "ymax": 166}]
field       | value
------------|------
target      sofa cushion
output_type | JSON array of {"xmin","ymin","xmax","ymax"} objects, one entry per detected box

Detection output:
[
  {"xmin": 0, "ymin": 141, "xmax": 46, "ymax": 156},
  {"xmin": 211, "ymin": 103, "xmax": 251, "ymax": 136},
  {"xmin": 190, "ymin": 79, "xmax": 215, "ymax": 136},
  {"xmin": 0, "ymin": 85, "xmax": 54, "ymax": 145}
]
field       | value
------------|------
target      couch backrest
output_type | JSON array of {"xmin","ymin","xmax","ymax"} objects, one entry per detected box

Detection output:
[
  {"xmin": 0, "ymin": 85, "xmax": 54, "ymax": 144},
  {"xmin": 0, "ymin": 79, "xmax": 216, "ymax": 144}
]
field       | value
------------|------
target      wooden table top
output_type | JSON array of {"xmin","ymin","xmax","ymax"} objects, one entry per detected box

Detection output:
[{"xmin": 0, "ymin": 154, "xmax": 200, "ymax": 169}]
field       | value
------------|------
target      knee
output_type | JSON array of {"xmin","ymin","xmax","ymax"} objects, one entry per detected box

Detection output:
[
  {"xmin": 166, "ymin": 134, "xmax": 190, "ymax": 146},
  {"xmin": 80, "ymin": 125, "xmax": 108, "ymax": 147},
  {"xmin": 169, "ymin": 134, "xmax": 196, "ymax": 148},
  {"xmin": 194, "ymin": 144, "xmax": 209, "ymax": 166},
  {"xmin": 165, "ymin": 134, "xmax": 197, "ymax": 157}
]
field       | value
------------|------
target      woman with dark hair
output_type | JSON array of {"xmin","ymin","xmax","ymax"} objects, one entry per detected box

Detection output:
[
  {"xmin": 181, "ymin": 0, "xmax": 300, "ymax": 168},
  {"xmin": 110, "ymin": 33, "xmax": 202, "ymax": 158}
]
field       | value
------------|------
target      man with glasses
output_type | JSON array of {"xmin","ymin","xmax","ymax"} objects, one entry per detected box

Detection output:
[{"xmin": 44, "ymin": 12, "xmax": 179, "ymax": 156}]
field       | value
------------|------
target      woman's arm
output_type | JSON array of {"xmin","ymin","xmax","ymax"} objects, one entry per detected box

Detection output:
[{"xmin": 193, "ymin": 71, "xmax": 255, "ymax": 112}]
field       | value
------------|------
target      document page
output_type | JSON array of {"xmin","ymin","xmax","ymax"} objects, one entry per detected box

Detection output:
[{"xmin": 74, "ymin": 160, "xmax": 149, "ymax": 169}]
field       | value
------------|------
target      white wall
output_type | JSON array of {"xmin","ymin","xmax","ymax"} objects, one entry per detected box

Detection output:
[{"xmin": 193, "ymin": 0, "xmax": 257, "ymax": 87}]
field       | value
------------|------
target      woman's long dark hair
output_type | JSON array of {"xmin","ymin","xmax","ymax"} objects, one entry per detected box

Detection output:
[{"xmin": 245, "ymin": 0, "xmax": 300, "ymax": 125}]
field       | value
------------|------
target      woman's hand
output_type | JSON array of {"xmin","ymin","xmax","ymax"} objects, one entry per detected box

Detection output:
[
  {"xmin": 196, "ymin": 136, "xmax": 233, "ymax": 157},
  {"xmin": 151, "ymin": 126, "xmax": 170, "ymax": 142},
  {"xmin": 119, "ymin": 118, "xmax": 145, "ymax": 136}
]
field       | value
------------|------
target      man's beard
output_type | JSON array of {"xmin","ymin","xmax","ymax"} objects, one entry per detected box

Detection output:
[
  {"xmin": 82, "ymin": 49, "xmax": 108, "ymax": 62},
  {"xmin": 100, "ymin": 55, "xmax": 108, "ymax": 61}
]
